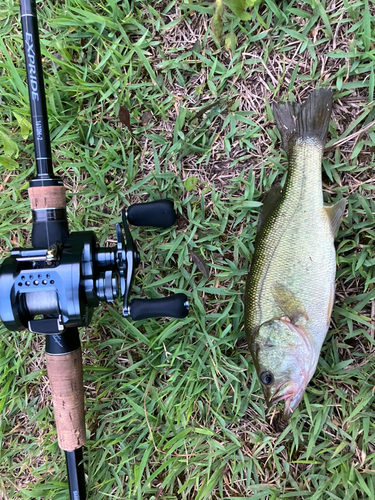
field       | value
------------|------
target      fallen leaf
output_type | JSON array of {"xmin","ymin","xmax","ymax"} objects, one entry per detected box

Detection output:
[
  {"xmin": 119, "ymin": 105, "xmax": 132, "ymax": 132},
  {"xmin": 141, "ymin": 111, "xmax": 153, "ymax": 125},
  {"xmin": 192, "ymin": 40, "xmax": 201, "ymax": 53},
  {"xmin": 190, "ymin": 250, "xmax": 210, "ymax": 278}
]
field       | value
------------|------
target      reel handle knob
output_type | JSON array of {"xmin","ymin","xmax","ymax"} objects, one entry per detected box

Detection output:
[
  {"xmin": 129, "ymin": 293, "xmax": 189, "ymax": 321},
  {"xmin": 127, "ymin": 200, "xmax": 176, "ymax": 227}
]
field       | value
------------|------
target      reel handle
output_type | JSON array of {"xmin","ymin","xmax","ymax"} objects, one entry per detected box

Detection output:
[
  {"xmin": 127, "ymin": 200, "xmax": 176, "ymax": 227},
  {"xmin": 129, "ymin": 293, "xmax": 189, "ymax": 321}
]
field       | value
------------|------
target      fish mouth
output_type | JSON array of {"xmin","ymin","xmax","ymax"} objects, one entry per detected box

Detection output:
[
  {"xmin": 267, "ymin": 381, "xmax": 304, "ymax": 420},
  {"xmin": 267, "ymin": 380, "xmax": 305, "ymax": 420},
  {"xmin": 268, "ymin": 381, "xmax": 297, "ymax": 406},
  {"xmin": 282, "ymin": 390, "xmax": 305, "ymax": 420}
]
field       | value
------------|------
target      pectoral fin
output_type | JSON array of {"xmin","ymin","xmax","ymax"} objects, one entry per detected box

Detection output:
[
  {"xmin": 324, "ymin": 198, "xmax": 346, "ymax": 236},
  {"xmin": 272, "ymin": 283, "xmax": 309, "ymax": 326}
]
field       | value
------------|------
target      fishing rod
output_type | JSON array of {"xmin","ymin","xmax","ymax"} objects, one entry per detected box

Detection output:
[{"xmin": 0, "ymin": 1, "xmax": 189, "ymax": 498}]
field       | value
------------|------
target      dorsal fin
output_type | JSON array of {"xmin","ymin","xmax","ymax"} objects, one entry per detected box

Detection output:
[
  {"xmin": 258, "ymin": 185, "xmax": 283, "ymax": 231},
  {"xmin": 324, "ymin": 198, "xmax": 346, "ymax": 236}
]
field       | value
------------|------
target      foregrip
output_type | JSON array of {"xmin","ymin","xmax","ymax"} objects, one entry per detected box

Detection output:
[
  {"xmin": 46, "ymin": 348, "xmax": 86, "ymax": 451},
  {"xmin": 29, "ymin": 185, "xmax": 67, "ymax": 209},
  {"xmin": 29, "ymin": 185, "xmax": 69, "ymax": 248}
]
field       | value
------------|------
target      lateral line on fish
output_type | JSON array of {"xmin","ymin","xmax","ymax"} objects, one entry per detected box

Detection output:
[{"xmin": 256, "ymin": 173, "xmax": 306, "ymax": 322}]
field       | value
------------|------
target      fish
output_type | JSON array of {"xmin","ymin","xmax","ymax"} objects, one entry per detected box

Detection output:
[{"xmin": 244, "ymin": 89, "xmax": 346, "ymax": 420}]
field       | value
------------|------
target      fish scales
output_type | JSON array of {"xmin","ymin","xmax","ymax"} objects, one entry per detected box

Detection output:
[
  {"xmin": 246, "ymin": 140, "xmax": 334, "ymax": 343},
  {"xmin": 244, "ymin": 90, "xmax": 346, "ymax": 419}
]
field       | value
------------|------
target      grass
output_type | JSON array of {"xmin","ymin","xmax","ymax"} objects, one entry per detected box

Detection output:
[{"xmin": 0, "ymin": 0, "xmax": 375, "ymax": 498}]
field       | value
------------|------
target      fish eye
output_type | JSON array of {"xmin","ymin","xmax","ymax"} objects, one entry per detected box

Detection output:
[{"xmin": 260, "ymin": 371, "xmax": 274, "ymax": 385}]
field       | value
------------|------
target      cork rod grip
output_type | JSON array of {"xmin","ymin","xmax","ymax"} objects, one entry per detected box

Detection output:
[
  {"xmin": 29, "ymin": 186, "xmax": 66, "ymax": 209},
  {"xmin": 46, "ymin": 348, "xmax": 86, "ymax": 451}
]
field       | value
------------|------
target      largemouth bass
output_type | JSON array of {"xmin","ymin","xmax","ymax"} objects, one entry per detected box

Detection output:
[{"xmin": 244, "ymin": 90, "xmax": 346, "ymax": 419}]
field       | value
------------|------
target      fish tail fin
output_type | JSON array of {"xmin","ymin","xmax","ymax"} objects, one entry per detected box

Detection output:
[{"xmin": 273, "ymin": 89, "xmax": 333, "ymax": 156}]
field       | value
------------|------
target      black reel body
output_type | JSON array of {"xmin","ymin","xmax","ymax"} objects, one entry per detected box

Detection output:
[
  {"xmin": 0, "ymin": 201, "xmax": 188, "ymax": 335},
  {"xmin": 0, "ymin": 232, "xmax": 94, "ymax": 333}
]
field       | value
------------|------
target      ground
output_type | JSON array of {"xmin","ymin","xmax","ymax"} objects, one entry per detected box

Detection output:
[{"xmin": 0, "ymin": 0, "xmax": 374, "ymax": 499}]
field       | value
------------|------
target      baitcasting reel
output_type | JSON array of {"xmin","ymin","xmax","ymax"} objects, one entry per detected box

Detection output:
[{"xmin": 0, "ymin": 199, "xmax": 188, "ymax": 341}]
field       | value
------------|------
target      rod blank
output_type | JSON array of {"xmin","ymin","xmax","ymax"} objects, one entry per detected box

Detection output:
[{"xmin": 20, "ymin": 0, "xmax": 54, "ymax": 178}]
